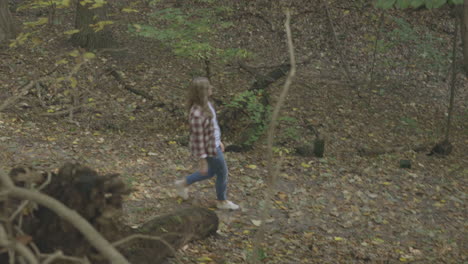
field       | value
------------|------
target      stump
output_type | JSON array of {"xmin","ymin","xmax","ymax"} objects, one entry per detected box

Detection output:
[
  {"xmin": 399, "ymin": 159, "xmax": 412, "ymax": 169},
  {"xmin": 295, "ymin": 139, "xmax": 325, "ymax": 158},
  {"xmin": 427, "ymin": 140, "xmax": 453, "ymax": 156},
  {"xmin": 4, "ymin": 163, "xmax": 218, "ymax": 263}
]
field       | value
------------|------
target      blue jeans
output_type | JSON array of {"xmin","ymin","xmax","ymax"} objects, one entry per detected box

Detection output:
[{"xmin": 186, "ymin": 147, "xmax": 228, "ymax": 201}]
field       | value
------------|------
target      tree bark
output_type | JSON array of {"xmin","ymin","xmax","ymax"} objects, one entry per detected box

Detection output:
[
  {"xmin": 462, "ymin": 0, "xmax": 468, "ymax": 76},
  {"xmin": 0, "ymin": 0, "xmax": 17, "ymax": 43},
  {"xmin": 121, "ymin": 207, "xmax": 219, "ymax": 264},
  {"xmin": 70, "ymin": 1, "xmax": 115, "ymax": 49}
]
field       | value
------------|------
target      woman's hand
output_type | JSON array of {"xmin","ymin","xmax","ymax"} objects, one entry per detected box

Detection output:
[
  {"xmin": 199, "ymin": 159, "xmax": 208, "ymax": 176},
  {"xmin": 220, "ymin": 142, "xmax": 225, "ymax": 152}
]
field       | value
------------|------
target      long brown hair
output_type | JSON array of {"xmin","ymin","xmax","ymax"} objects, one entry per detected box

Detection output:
[{"xmin": 187, "ymin": 77, "xmax": 213, "ymax": 118}]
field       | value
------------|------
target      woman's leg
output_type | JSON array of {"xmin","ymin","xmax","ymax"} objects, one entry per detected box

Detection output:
[
  {"xmin": 186, "ymin": 157, "xmax": 216, "ymax": 185},
  {"xmin": 185, "ymin": 148, "xmax": 229, "ymax": 201},
  {"xmin": 213, "ymin": 147, "xmax": 228, "ymax": 201}
]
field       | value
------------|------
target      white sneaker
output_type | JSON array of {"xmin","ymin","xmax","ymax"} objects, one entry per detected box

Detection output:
[
  {"xmin": 174, "ymin": 179, "xmax": 189, "ymax": 200},
  {"xmin": 216, "ymin": 200, "xmax": 240, "ymax": 210}
]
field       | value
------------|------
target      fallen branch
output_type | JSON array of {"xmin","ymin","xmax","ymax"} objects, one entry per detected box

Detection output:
[
  {"xmin": 39, "ymin": 104, "xmax": 87, "ymax": 117},
  {"xmin": 0, "ymin": 81, "xmax": 35, "ymax": 113},
  {"xmin": 108, "ymin": 69, "xmax": 155, "ymax": 101}
]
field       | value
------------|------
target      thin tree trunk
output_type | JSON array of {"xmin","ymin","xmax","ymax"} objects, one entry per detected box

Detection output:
[
  {"xmin": 462, "ymin": 0, "xmax": 468, "ymax": 76},
  {"xmin": 321, "ymin": 0, "xmax": 354, "ymax": 85},
  {"xmin": 445, "ymin": 15, "xmax": 459, "ymax": 142},
  {"xmin": 70, "ymin": 1, "xmax": 114, "ymax": 49},
  {"xmin": 0, "ymin": 0, "xmax": 17, "ymax": 43}
]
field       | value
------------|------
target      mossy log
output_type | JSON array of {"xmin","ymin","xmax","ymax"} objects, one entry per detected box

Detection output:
[
  {"xmin": 122, "ymin": 207, "xmax": 218, "ymax": 264},
  {"xmin": 3, "ymin": 163, "xmax": 218, "ymax": 263}
]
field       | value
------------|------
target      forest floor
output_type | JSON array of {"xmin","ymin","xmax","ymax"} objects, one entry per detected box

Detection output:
[{"xmin": 1, "ymin": 1, "xmax": 467, "ymax": 263}]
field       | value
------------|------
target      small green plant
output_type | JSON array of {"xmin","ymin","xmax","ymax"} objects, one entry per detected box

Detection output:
[
  {"xmin": 246, "ymin": 247, "xmax": 268, "ymax": 262},
  {"xmin": 225, "ymin": 90, "xmax": 271, "ymax": 146},
  {"xmin": 400, "ymin": 116, "xmax": 418, "ymax": 128},
  {"xmin": 278, "ymin": 116, "xmax": 301, "ymax": 143},
  {"xmin": 399, "ymin": 116, "xmax": 425, "ymax": 134},
  {"xmin": 129, "ymin": 4, "xmax": 250, "ymax": 63}
]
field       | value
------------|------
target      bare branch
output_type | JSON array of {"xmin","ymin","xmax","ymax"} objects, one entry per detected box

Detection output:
[
  {"xmin": 0, "ymin": 170, "xmax": 130, "ymax": 264},
  {"xmin": 39, "ymin": 250, "xmax": 90, "ymax": 264},
  {"xmin": 10, "ymin": 172, "xmax": 52, "ymax": 221},
  {"xmin": 321, "ymin": 0, "xmax": 354, "ymax": 85},
  {"xmin": 251, "ymin": 9, "xmax": 296, "ymax": 264},
  {"xmin": 0, "ymin": 81, "xmax": 35, "ymax": 113},
  {"xmin": 39, "ymin": 250, "xmax": 91, "ymax": 264},
  {"xmin": 41, "ymin": 250, "xmax": 64, "ymax": 264},
  {"xmin": 0, "ymin": 225, "xmax": 38, "ymax": 264}
]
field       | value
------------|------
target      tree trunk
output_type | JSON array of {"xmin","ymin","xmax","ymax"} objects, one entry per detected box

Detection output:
[
  {"xmin": 70, "ymin": 1, "xmax": 115, "ymax": 49},
  {"xmin": 4, "ymin": 163, "xmax": 218, "ymax": 264},
  {"xmin": 0, "ymin": 0, "xmax": 17, "ymax": 43},
  {"xmin": 462, "ymin": 0, "xmax": 468, "ymax": 76}
]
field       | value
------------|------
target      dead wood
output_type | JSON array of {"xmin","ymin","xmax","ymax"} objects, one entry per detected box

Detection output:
[
  {"xmin": 108, "ymin": 68, "xmax": 155, "ymax": 101},
  {"xmin": 120, "ymin": 207, "xmax": 218, "ymax": 264},
  {"xmin": 357, "ymin": 144, "xmax": 428, "ymax": 157},
  {"xmin": 3, "ymin": 163, "xmax": 218, "ymax": 264}
]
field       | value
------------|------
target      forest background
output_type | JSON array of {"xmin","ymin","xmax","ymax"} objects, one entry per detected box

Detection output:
[{"xmin": 0, "ymin": 0, "xmax": 467, "ymax": 263}]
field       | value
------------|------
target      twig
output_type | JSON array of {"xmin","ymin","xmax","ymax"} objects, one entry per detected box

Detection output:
[
  {"xmin": 39, "ymin": 252, "xmax": 90, "ymax": 264},
  {"xmin": 367, "ymin": 11, "xmax": 385, "ymax": 91},
  {"xmin": 9, "ymin": 172, "xmax": 51, "ymax": 222},
  {"xmin": 13, "ymin": 226, "xmax": 40, "ymax": 256},
  {"xmin": 0, "ymin": 170, "xmax": 130, "ymax": 264},
  {"xmin": 0, "ymin": 81, "xmax": 35, "ymax": 113},
  {"xmin": 251, "ymin": 10, "xmax": 296, "ymax": 264},
  {"xmin": 321, "ymin": 0, "xmax": 354, "ymax": 85},
  {"xmin": 41, "ymin": 250, "xmax": 64, "ymax": 264},
  {"xmin": 39, "ymin": 104, "xmax": 86, "ymax": 117},
  {"xmin": 0, "ymin": 225, "xmax": 38, "ymax": 264}
]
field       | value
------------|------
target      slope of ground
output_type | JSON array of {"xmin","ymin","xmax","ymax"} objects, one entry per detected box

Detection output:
[{"xmin": 0, "ymin": 0, "xmax": 466, "ymax": 263}]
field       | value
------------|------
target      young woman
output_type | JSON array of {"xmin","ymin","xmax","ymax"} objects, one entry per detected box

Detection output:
[{"xmin": 174, "ymin": 77, "xmax": 239, "ymax": 210}]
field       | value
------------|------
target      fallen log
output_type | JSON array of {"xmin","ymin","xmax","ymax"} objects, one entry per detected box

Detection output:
[
  {"xmin": 121, "ymin": 207, "xmax": 218, "ymax": 264},
  {"xmin": 3, "ymin": 163, "xmax": 218, "ymax": 264}
]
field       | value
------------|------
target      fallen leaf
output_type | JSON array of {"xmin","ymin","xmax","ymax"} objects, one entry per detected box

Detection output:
[
  {"xmin": 197, "ymin": 256, "xmax": 213, "ymax": 262},
  {"xmin": 277, "ymin": 192, "xmax": 288, "ymax": 200},
  {"xmin": 372, "ymin": 238, "xmax": 385, "ymax": 244},
  {"xmin": 251, "ymin": 220, "xmax": 262, "ymax": 226}
]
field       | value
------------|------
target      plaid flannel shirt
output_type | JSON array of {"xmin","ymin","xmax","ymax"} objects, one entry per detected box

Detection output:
[{"xmin": 189, "ymin": 105, "xmax": 217, "ymax": 158}]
